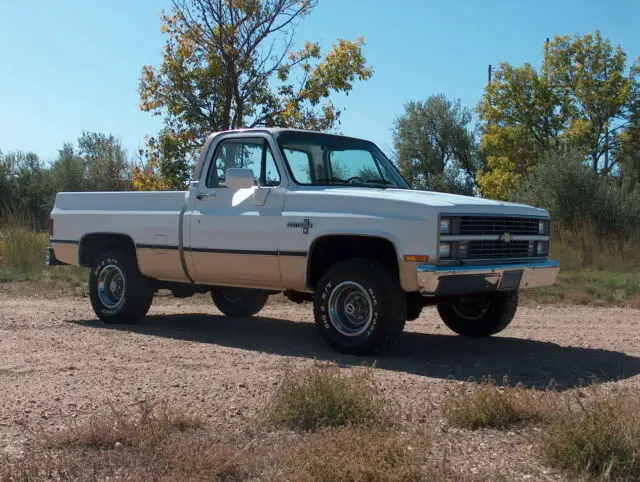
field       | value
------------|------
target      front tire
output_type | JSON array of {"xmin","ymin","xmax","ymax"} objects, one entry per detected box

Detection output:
[
  {"xmin": 210, "ymin": 288, "xmax": 269, "ymax": 317},
  {"xmin": 313, "ymin": 258, "xmax": 406, "ymax": 355},
  {"xmin": 437, "ymin": 291, "xmax": 518, "ymax": 337},
  {"xmin": 89, "ymin": 251, "xmax": 153, "ymax": 325}
]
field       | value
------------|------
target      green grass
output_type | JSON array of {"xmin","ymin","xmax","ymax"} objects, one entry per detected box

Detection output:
[
  {"xmin": 0, "ymin": 225, "xmax": 87, "ymax": 290},
  {"xmin": 0, "ymin": 228, "xmax": 48, "ymax": 279},
  {"xmin": 524, "ymin": 270, "xmax": 640, "ymax": 306}
]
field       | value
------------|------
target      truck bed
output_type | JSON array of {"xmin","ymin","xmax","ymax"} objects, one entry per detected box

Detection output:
[{"xmin": 51, "ymin": 191, "xmax": 188, "ymax": 280}]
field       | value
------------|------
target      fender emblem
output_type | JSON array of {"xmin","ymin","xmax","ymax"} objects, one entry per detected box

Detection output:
[
  {"xmin": 500, "ymin": 232, "xmax": 513, "ymax": 243},
  {"xmin": 287, "ymin": 218, "xmax": 313, "ymax": 235}
]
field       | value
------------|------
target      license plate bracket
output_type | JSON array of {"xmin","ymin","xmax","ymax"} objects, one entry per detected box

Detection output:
[{"xmin": 499, "ymin": 269, "xmax": 523, "ymax": 291}]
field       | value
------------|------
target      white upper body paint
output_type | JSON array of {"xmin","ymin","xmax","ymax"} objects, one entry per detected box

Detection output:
[{"xmin": 50, "ymin": 128, "xmax": 550, "ymax": 292}]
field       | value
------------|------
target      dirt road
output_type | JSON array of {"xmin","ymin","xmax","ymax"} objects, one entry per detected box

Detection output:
[{"xmin": 1, "ymin": 291, "xmax": 639, "ymax": 479}]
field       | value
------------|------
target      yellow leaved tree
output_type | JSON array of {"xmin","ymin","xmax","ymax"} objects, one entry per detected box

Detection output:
[{"xmin": 135, "ymin": 0, "xmax": 373, "ymax": 189}]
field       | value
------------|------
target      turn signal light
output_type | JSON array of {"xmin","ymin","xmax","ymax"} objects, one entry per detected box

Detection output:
[{"xmin": 404, "ymin": 255, "xmax": 430, "ymax": 262}]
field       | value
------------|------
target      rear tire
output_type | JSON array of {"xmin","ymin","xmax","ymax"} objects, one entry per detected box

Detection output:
[
  {"xmin": 89, "ymin": 251, "xmax": 153, "ymax": 325},
  {"xmin": 210, "ymin": 288, "xmax": 269, "ymax": 317},
  {"xmin": 437, "ymin": 291, "xmax": 518, "ymax": 337},
  {"xmin": 313, "ymin": 258, "xmax": 406, "ymax": 355}
]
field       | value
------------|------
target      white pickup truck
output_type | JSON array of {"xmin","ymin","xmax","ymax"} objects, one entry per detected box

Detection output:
[{"xmin": 47, "ymin": 128, "xmax": 560, "ymax": 354}]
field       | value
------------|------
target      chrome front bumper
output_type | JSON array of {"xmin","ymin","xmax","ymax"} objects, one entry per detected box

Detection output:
[{"xmin": 416, "ymin": 260, "xmax": 560, "ymax": 296}]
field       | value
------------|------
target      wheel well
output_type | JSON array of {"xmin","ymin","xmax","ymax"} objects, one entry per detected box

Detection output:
[
  {"xmin": 78, "ymin": 233, "xmax": 137, "ymax": 267},
  {"xmin": 307, "ymin": 235, "xmax": 399, "ymax": 289}
]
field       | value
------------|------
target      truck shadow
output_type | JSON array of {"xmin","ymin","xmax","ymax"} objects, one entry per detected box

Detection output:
[{"xmin": 71, "ymin": 313, "xmax": 640, "ymax": 390}]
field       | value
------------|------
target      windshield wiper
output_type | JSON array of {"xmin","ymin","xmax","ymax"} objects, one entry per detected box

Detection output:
[{"xmin": 315, "ymin": 177, "xmax": 348, "ymax": 184}]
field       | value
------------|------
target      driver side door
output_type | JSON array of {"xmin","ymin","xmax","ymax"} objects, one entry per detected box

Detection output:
[{"xmin": 185, "ymin": 135, "xmax": 285, "ymax": 286}]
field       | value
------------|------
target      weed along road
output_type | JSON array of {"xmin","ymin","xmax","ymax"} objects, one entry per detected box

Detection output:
[{"xmin": 1, "ymin": 290, "xmax": 640, "ymax": 479}]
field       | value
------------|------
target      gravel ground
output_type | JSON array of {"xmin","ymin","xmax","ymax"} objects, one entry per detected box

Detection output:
[{"xmin": 1, "ymin": 288, "xmax": 639, "ymax": 479}]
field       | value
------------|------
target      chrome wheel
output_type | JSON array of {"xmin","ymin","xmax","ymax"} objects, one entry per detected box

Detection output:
[
  {"xmin": 451, "ymin": 296, "xmax": 491, "ymax": 321},
  {"xmin": 97, "ymin": 264, "xmax": 126, "ymax": 309},
  {"xmin": 328, "ymin": 281, "xmax": 373, "ymax": 337}
]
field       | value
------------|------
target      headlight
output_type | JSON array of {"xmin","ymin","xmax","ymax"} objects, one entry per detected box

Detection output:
[
  {"xmin": 539, "ymin": 220, "xmax": 548, "ymax": 235},
  {"xmin": 440, "ymin": 218, "xmax": 451, "ymax": 234},
  {"xmin": 536, "ymin": 241, "xmax": 548, "ymax": 256},
  {"xmin": 439, "ymin": 242, "xmax": 451, "ymax": 258}
]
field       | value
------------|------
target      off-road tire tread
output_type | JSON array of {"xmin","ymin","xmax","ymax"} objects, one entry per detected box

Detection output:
[
  {"xmin": 313, "ymin": 258, "xmax": 406, "ymax": 355},
  {"xmin": 89, "ymin": 250, "xmax": 153, "ymax": 325},
  {"xmin": 437, "ymin": 291, "xmax": 519, "ymax": 337}
]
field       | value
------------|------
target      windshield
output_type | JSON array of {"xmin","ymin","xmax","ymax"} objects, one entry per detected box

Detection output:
[{"xmin": 277, "ymin": 132, "xmax": 410, "ymax": 189}]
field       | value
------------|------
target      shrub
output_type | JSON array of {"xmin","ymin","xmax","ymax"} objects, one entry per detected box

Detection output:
[
  {"xmin": 1, "ymin": 400, "xmax": 247, "ymax": 482},
  {"xmin": 0, "ymin": 227, "xmax": 48, "ymax": 279},
  {"xmin": 540, "ymin": 390, "xmax": 640, "ymax": 479},
  {"xmin": 512, "ymin": 147, "xmax": 640, "ymax": 271},
  {"xmin": 47, "ymin": 399, "xmax": 203, "ymax": 450},
  {"xmin": 443, "ymin": 377, "xmax": 553, "ymax": 430},
  {"xmin": 272, "ymin": 427, "xmax": 425, "ymax": 482},
  {"xmin": 263, "ymin": 363, "xmax": 384, "ymax": 432}
]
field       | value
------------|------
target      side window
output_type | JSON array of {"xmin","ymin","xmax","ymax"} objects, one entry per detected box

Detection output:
[
  {"xmin": 206, "ymin": 139, "xmax": 281, "ymax": 188},
  {"xmin": 284, "ymin": 148, "xmax": 313, "ymax": 184}
]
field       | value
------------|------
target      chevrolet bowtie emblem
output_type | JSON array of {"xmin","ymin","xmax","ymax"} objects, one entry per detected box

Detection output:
[{"xmin": 500, "ymin": 232, "xmax": 513, "ymax": 243}]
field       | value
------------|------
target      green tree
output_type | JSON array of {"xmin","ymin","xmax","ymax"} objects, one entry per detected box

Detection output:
[
  {"xmin": 618, "ymin": 101, "xmax": 640, "ymax": 189},
  {"xmin": 50, "ymin": 143, "xmax": 87, "ymax": 193},
  {"xmin": 138, "ymin": 0, "xmax": 373, "ymax": 189},
  {"xmin": 393, "ymin": 95, "xmax": 482, "ymax": 195},
  {"xmin": 477, "ymin": 63, "xmax": 566, "ymax": 199},
  {"xmin": 0, "ymin": 151, "xmax": 53, "ymax": 227},
  {"xmin": 478, "ymin": 31, "xmax": 639, "ymax": 199},
  {"xmin": 77, "ymin": 132, "xmax": 131, "ymax": 191},
  {"xmin": 545, "ymin": 31, "xmax": 639, "ymax": 174}
]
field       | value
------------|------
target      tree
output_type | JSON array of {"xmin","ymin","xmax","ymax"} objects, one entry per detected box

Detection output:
[
  {"xmin": 545, "ymin": 31, "xmax": 639, "ymax": 174},
  {"xmin": 477, "ymin": 31, "xmax": 639, "ymax": 199},
  {"xmin": 393, "ymin": 95, "xmax": 482, "ymax": 195},
  {"xmin": 618, "ymin": 100, "xmax": 640, "ymax": 189},
  {"xmin": 477, "ymin": 63, "xmax": 566, "ymax": 199},
  {"xmin": 0, "ymin": 151, "xmax": 53, "ymax": 227},
  {"xmin": 138, "ymin": 0, "xmax": 373, "ymax": 189},
  {"xmin": 77, "ymin": 132, "xmax": 131, "ymax": 191},
  {"xmin": 50, "ymin": 143, "xmax": 87, "ymax": 193}
]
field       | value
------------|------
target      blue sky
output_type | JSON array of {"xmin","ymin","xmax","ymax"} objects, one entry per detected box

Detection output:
[{"xmin": 1, "ymin": 0, "xmax": 639, "ymax": 162}]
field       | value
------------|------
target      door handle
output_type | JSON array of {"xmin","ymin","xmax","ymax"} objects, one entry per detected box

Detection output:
[{"xmin": 196, "ymin": 192, "xmax": 216, "ymax": 200}]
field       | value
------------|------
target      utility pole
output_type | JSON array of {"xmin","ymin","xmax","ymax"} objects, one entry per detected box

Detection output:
[{"xmin": 488, "ymin": 64, "xmax": 492, "ymax": 85}]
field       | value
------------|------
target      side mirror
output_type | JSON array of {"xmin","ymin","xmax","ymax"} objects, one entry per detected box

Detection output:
[{"xmin": 225, "ymin": 168, "xmax": 255, "ymax": 189}]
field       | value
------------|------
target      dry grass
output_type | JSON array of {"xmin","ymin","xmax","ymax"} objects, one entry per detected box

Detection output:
[
  {"xmin": 628, "ymin": 292, "xmax": 640, "ymax": 310},
  {"xmin": 46, "ymin": 398, "xmax": 203, "ymax": 450},
  {"xmin": 0, "ymin": 394, "xmax": 441, "ymax": 482},
  {"xmin": 1, "ymin": 400, "xmax": 248, "ymax": 482},
  {"xmin": 550, "ymin": 222, "xmax": 640, "ymax": 272},
  {"xmin": 0, "ymin": 228, "xmax": 48, "ymax": 280},
  {"xmin": 443, "ymin": 377, "xmax": 555, "ymax": 430},
  {"xmin": 262, "ymin": 362, "xmax": 385, "ymax": 432},
  {"xmin": 539, "ymin": 388, "xmax": 640, "ymax": 480},
  {"xmin": 270, "ymin": 427, "xmax": 428, "ymax": 482},
  {"xmin": 564, "ymin": 291, "xmax": 594, "ymax": 305}
]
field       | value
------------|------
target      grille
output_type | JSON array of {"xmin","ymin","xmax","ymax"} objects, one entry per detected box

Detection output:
[
  {"xmin": 459, "ymin": 216, "xmax": 541, "ymax": 236},
  {"xmin": 465, "ymin": 240, "xmax": 531, "ymax": 259}
]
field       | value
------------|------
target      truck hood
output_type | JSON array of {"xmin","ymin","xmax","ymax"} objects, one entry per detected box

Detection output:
[{"xmin": 299, "ymin": 187, "xmax": 549, "ymax": 218}]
